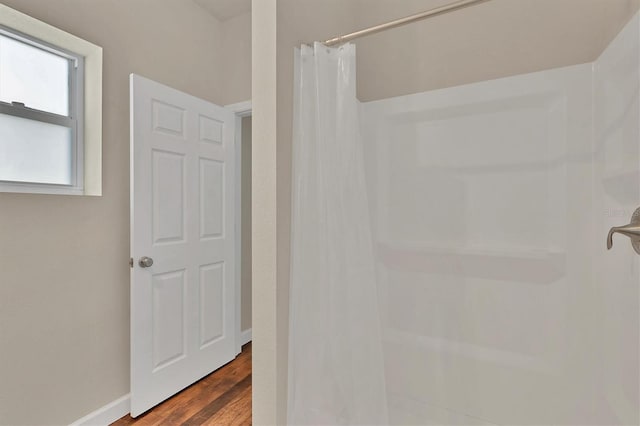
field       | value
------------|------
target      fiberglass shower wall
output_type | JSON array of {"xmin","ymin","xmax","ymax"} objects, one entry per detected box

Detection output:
[{"xmin": 361, "ymin": 13, "xmax": 640, "ymax": 426}]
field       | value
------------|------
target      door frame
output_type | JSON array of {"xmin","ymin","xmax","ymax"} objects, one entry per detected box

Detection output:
[{"xmin": 225, "ymin": 100, "xmax": 252, "ymax": 355}]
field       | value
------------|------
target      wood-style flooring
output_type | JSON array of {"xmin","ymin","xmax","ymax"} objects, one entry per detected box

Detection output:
[{"xmin": 112, "ymin": 343, "xmax": 251, "ymax": 426}]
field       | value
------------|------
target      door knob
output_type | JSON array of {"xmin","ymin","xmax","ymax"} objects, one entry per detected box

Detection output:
[
  {"xmin": 138, "ymin": 256, "xmax": 154, "ymax": 268},
  {"xmin": 607, "ymin": 207, "xmax": 640, "ymax": 255}
]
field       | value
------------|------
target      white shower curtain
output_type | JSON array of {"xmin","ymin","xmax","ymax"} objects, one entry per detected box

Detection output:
[{"xmin": 288, "ymin": 42, "xmax": 388, "ymax": 425}]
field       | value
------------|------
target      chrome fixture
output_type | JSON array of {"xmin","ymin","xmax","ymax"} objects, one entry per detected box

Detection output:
[
  {"xmin": 138, "ymin": 256, "xmax": 154, "ymax": 268},
  {"xmin": 607, "ymin": 207, "xmax": 640, "ymax": 255},
  {"xmin": 318, "ymin": 0, "xmax": 491, "ymax": 47}
]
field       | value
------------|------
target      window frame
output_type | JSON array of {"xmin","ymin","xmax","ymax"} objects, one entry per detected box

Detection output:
[
  {"xmin": 0, "ymin": 25, "xmax": 85, "ymax": 194},
  {"xmin": 0, "ymin": 3, "xmax": 102, "ymax": 196}
]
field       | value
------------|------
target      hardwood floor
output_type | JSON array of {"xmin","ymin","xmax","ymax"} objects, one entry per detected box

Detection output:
[{"xmin": 112, "ymin": 343, "xmax": 251, "ymax": 426}]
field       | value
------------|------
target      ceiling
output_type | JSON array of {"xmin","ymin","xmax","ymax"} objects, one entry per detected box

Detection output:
[{"xmin": 193, "ymin": 0, "xmax": 250, "ymax": 21}]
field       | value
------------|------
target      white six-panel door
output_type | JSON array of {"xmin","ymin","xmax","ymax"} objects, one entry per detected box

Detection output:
[{"xmin": 130, "ymin": 74, "xmax": 236, "ymax": 416}]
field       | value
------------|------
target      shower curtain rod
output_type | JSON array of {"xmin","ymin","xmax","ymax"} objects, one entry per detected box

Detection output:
[{"xmin": 319, "ymin": 0, "xmax": 491, "ymax": 46}]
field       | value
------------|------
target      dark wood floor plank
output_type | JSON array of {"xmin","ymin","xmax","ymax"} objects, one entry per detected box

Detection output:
[
  {"xmin": 151, "ymin": 356, "xmax": 251, "ymax": 426},
  {"xmin": 112, "ymin": 344, "xmax": 251, "ymax": 426},
  {"xmin": 202, "ymin": 385, "xmax": 252, "ymax": 426},
  {"xmin": 182, "ymin": 374, "xmax": 251, "ymax": 426}
]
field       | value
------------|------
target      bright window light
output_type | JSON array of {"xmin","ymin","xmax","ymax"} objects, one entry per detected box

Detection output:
[
  {"xmin": 0, "ymin": 113, "xmax": 72, "ymax": 185},
  {"xmin": 0, "ymin": 33, "xmax": 70, "ymax": 116}
]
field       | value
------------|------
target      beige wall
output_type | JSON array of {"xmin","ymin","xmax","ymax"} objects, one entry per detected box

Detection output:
[
  {"xmin": 0, "ymin": 1, "xmax": 249, "ymax": 424},
  {"xmin": 241, "ymin": 116, "xmax": 252, "ymax": 332},
  {"xmin": 223, "ymin": 11, "xmax": 252, "ymax": 105},
  {"xmin": 352, "ymin": 0, "xmax": 640, "ymax": 101},
  {"xmin": 263, "ymin": 0, "xmax": 640, "ymax": 423}
]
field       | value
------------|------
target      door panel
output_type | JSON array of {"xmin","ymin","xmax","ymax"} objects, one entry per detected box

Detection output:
[
  {"xmin": 200, "ymin": 158, "xmax": 224, "ymax": 238},
  {"xmin": 152, "ymin": 270, "xmax": 186, "ymax": 370},
  {"xmin": 130, "ymin": 74, "xmax": 236, "ymax": 417},
  {"xmin": 200, "ymin": 262, "xmax": 225, "ymax": 347},
  {"xmin": 152, "ymin": 150, "xmax": 185, "ymax": 244}
]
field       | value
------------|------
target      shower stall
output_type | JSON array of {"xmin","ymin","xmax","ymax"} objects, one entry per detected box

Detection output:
[{"xmin": 285, "ymin": 1, "xmax": 640, "ymax": 424}]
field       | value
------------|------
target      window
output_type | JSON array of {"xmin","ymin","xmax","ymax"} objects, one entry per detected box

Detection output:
[
  {"xmin": 0, "ymin": 29, "xmax": 83, "ymax": 190},
  {"xmin": 0, "ymin": 4, "xmax": 102, "ymax": 195}
]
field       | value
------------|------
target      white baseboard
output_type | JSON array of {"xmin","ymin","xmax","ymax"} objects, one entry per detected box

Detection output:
[
  {"xmin": 240, "ymin": 328, "xmax": 252, "ymax": 346},
  {"xmin": 69, "ymin": 394, "xmax": 130, "ymax": 426}
]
